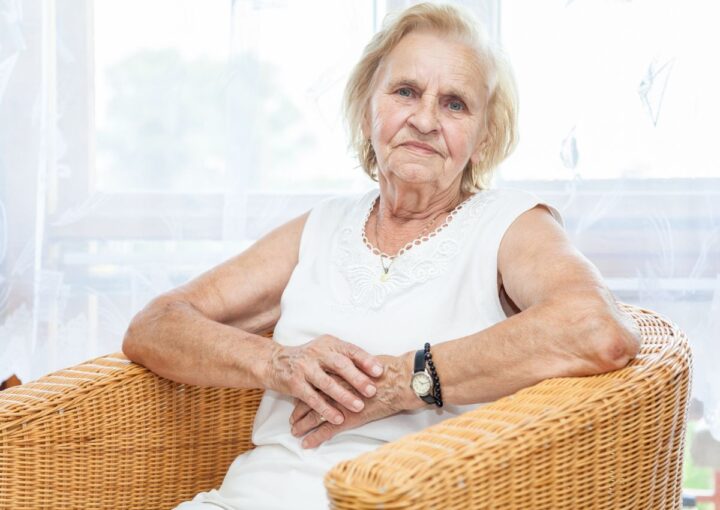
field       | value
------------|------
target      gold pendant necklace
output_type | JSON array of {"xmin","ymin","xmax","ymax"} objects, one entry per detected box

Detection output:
[
  {"xmin": 379, "ymin": 254, "xmax": 392, "ymax": 282},
  {"xmin": 374, "ymin": 200, "xmax": 446, "ymax": 282}
]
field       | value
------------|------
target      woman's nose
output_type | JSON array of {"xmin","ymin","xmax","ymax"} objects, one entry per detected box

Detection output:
[{"xmin": 408, "ymin": 97, "xmax": 440, "ymax": 134}]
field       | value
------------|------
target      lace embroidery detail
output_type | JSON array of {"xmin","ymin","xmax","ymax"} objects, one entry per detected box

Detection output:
[
  {"xmin": 360, "ymin": 192, "xmax": 476, "ymax": 258},
  {"xmin": 333, "ymin": 189, "xmax": 498, "ymax": 310}
]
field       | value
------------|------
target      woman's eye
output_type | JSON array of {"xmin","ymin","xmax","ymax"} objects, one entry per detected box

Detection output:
[
  {"xmin": 397, "ymin": 87, "xmax": 413, "ymax": 97},
  {"xmin": 449, "ymin": 100, "xmax": 465, "ymax": 112}
]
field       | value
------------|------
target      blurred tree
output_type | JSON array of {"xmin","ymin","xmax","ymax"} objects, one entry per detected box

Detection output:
[{"xmin": 97, "ymin": 49, "xmax": 313, "ymax": 191}]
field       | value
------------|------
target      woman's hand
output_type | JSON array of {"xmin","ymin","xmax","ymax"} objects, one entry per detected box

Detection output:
[
  {"xmin": 263, "ymin": 334, "xmax": 385, "ymax": 426},
  {"xmin": 289, "ymin": 353, "xmax": 419, "ymax": 448}
]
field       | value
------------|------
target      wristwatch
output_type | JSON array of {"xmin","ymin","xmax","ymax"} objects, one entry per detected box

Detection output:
[{"xmin": 410, "ymin": 349, "xmax": 436, "ymax": 405}]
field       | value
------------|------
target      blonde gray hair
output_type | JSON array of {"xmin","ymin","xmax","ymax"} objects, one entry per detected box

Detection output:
[{"xmin": 343, "ymin": 2, "xmax": 518, "ymax": 192}]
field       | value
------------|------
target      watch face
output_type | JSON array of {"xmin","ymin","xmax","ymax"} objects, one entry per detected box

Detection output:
[{"xmin": 411, "ymin": 372, "xmax": 432, "ymax": 396}]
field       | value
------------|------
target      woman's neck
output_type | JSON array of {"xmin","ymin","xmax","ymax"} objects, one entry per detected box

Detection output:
[{"xmin": 369, "ymin": 185, "xmax": 471, "ymax": 256}]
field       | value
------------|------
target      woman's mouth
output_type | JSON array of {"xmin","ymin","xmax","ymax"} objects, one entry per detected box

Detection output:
[{"xmin": 400, "ymin": 142, "xmax": 437, "ymax": 155}]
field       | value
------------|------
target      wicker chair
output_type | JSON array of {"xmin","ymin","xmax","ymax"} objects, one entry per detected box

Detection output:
[{"xmin": 0, "ymin": 303, "xmax": 692, "ymax": 509}]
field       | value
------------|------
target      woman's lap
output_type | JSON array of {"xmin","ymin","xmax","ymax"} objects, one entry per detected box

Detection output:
[{"xmin": 173, "ymin": 435, "xmax": 382, "ymax": 510}]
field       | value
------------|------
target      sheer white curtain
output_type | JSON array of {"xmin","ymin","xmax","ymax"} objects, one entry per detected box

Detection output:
[
  {"xmin": 0, "ymin": 0, "xmax": 376, "ymax": 382},
  {"xmin": 494, "ymin": 0, "xmax": 720, "ymax": 445},
  {"xmin": 1, "ymin": 0, "xmax": 718, "ymax": 459}
]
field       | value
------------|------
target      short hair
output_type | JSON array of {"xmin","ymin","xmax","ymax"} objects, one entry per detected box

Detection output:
[{"xmin": 343, "ymin": 2, "xmax": 518, "ymax": 192}]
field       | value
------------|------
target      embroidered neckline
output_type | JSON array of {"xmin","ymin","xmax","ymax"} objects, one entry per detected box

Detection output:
[
  {"xmin": 360, "ymin": 190, "xmax": 478, "ymax": 259},
  {"xmin": 332, "ymin": 188, "xmax": 497, "ymax": 310}
]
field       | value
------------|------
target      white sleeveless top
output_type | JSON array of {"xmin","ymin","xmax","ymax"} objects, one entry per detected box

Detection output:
[
  {"xmin": 180, "ymin": 187, "xmax": 565, "ymax": 509},
  {"xmin": 251, "ymin": 186, "xmax": 563, "ymax": 451}
]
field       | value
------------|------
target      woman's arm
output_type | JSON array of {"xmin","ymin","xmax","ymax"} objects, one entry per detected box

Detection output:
[
  {"xmin": 122, "ymin": 212, "xmax": 311, "ymax": 389},
  {"xmin": 394, "ymin": 205, "xmax": 641, "ymax": 409},
  {"xmin": 122, "ymin": 210, "xmax": 383, "ymax": 424}
]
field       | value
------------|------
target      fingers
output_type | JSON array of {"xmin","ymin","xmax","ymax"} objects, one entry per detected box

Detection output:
[
  {"xmin": 289, "ymin": 403, "xmax": 341, "ymax": 449},
  {"xmin": 290, "ymin": 399, "xmax": 311, "ymax": 426},
  {"xmin": 323, "ymin": 351, "xmax": 378, "ymax": 399},
  {"xmin": 291, "ymin": 407, "xmax": 329, "ymax": 438},
  {"xmin": 269, "ymin": 337, "xmax": 383, "ymax": 424},
  {"xmin": 298, "ymin": 385, "xmax": 344, "ymax": 425},
  {"xmin": 304, "ymin": 336, "xmax": 382, "ymax": 398},
  {"xmin": 340, "ymin": 342, "xmax": 384, "ymax": 379},
  {"xmin": 301, "ymin": 421, "xmax": 338, "ymax": 449},
  {"xmin": 310, "ymin": 369, "xmax": 365, "ymax": 413}
]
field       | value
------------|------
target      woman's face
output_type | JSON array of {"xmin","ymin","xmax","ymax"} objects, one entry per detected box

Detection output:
[{"xmin": 363, "ymin": 31, "xmax": 489, "ymax": 193}]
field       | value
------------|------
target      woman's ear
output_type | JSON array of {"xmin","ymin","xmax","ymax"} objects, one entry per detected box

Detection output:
[{"xmin": 471, "ymin": 134, "xmax": 489, "ymax": 165}]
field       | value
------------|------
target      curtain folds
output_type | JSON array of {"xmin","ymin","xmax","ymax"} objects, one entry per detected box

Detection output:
[{"xmin": 0, "ymin": 0, "xmax": 718, "ymax": 453}]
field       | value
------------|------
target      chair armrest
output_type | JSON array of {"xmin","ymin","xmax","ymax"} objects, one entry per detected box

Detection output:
[
  {"xmin": 326, "ymin": 303, "xmax": 693, "ymax": 509},
  {"xmin": 0, "ymin": 352, "xmax": 263, "ymax": 510}
]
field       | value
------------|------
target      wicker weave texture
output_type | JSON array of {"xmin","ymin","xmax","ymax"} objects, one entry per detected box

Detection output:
[
  {"xmin": 324, "ymin": 303, "xmax": 692, "ymax": 509},
  {"xmin": 0, "ymin": 354, "xmax": 262, "ymax": 510},
  {"xmin": 0, "ymin": 304, "xmax": 691, "ymax": 509}
]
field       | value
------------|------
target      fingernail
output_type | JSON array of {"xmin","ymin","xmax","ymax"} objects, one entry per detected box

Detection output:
[
  {"xmin": 291, "ymin": 427, "xmax": 297, "ymax": 436},
  {"xmin": 289, "ymin": 416, "xmax": 294, "ymax": 425},
  {"xmin": 353, "ymin": 399, "xmax": 363, "ymax": 411},
  {"xmin": 333, "ymin": 414, "xmax": 343, "ymax": 425},
  {"xmin": 301, "ymin": 439, "xmax": 310, "ymax": 448},
  {"xmin": 366, "ymin": 385, "xmax": 376, "ymax": 397},
  {"xmin": 372, "ymin": 364, "xmax": 383, "ymax": 376}
]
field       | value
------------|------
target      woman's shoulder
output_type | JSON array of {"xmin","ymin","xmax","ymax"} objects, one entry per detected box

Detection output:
[{"xmin": 481, "ymin": 186, "xmax": 564, "ymax": 227}]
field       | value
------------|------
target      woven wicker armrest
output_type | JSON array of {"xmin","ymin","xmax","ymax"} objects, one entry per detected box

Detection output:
[
  {"xmin": 325, "ymin": 303, "xmax": 693, "ymax": 510},
  {"xmin": 0, "ymin": 352, "xmax": 263, "ymax": 510}
]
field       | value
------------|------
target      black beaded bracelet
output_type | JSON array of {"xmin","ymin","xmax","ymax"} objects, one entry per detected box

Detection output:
[{"xmin": 424, "ymin": 342, "xmax": 443, "ymax": 408}]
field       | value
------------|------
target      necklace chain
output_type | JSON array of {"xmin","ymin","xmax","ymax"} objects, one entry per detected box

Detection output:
[
  {"xmin": 374, "ymin": 205, "xmax": 445, "ymax": 276},
  {"xmin": 361, "ymin": 192, "xmax": 474, "ymax": 280}
]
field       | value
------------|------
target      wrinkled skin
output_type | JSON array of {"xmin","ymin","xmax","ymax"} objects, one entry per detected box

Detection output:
[
  {"xmin": 288, "ymin": 354, "xmax": 414, "ymax": 448},
  {"xmin": 265, "ymin": 334, "xmax": 386, "ymax": 426}
]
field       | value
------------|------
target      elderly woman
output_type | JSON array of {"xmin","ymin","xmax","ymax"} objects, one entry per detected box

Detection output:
[{"xmin": 122, "ymin": 3, "xmax": 640, "ymax": 509}]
